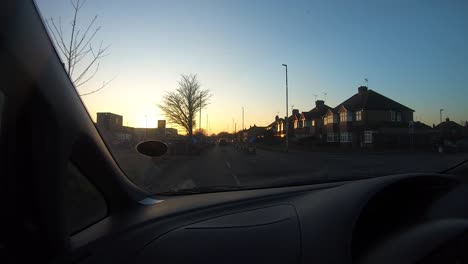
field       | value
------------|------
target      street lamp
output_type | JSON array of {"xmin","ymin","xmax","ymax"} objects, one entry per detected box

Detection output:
[{"xmin": 282, "ymin": 64, "xmax": 289, "ymax": 152}]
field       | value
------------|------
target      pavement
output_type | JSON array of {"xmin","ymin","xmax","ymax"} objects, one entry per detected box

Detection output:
[{"xmin": 118, "ymin": 144, "xmax": 468, "ymax": 194}]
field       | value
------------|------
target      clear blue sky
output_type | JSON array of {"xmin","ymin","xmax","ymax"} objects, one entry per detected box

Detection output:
[{"xmin": 36, "ymin": 0, "xmax": 468, "ymax": 132}]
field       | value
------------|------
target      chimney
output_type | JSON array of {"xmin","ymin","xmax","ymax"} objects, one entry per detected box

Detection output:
[
  {"xmin": 315, "ymin": 100, "xmax": 325, "ymax": 108},
  {"xmin": 358, "ymin": 86, "xmax": 368, "ymax": 94},
  {"xmin": 465, "ymin": 121, "xmax": 468, "ymax": 128},
  {"xmin": 292, "ymin": 109, "xmax": 299, "ymax": 116},
  {"xmin": 446, "ymin": 117, "xmax": 450, "ymax": 123},
  {"xmin": 275, "ymin": 115, "xmax": 279, "ymax": 122}
]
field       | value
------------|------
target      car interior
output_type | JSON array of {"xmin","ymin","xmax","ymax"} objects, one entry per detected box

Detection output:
[{"xmin": 2, "ymin": 1, "xmax": 468, "ymax": 263}]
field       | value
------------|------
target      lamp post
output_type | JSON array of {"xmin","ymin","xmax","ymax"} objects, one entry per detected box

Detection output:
[{"xmin": 282, "ymin": 64, "xmax": 289, "ymax": 152}]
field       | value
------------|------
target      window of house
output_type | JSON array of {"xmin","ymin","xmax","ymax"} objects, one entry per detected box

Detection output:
[
  {"xmin": 294, "ymin": 120, "xmax": 298, "ymax": 129},
  {"xmin": 390, "ymin": 111, "xmax": 396, "ymax": 121},
  {"xmin": 324, "ymin": 117, "xmax": 328, "ymax": 125},
  {"xmin": 327, "ymin": 114, "xmax": 337, "ymax": 124},
  {"xmin": 340, "ymin": 111, "xmax": 346, "ymax": 122},
  {"xmin": 312, "ymin": 120, "xmax": 315, "ymax": 126},
  {"xmin": 364, "ymin": 131, "xmax": 373, "ymax": 143},
  {"xmin": 327, "ymin": 132, "xmax": 337, "ymax": 142},
  {"xmin": 356, "ymin": 110, "xmax": 362, "ymax": 121},
  {"xmin": 396, "ymin": 112, "xmax": 401, "ymax": 122},
  {"xmin": 340, "ymin": 132, "xmax": 352, "ymax": 143}
]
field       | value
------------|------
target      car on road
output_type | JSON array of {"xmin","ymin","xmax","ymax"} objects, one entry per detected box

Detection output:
[
  {"xmin": 247, "ymin": 143, "xmax": 256, "ymax": 154},
  {"xmin": 218, "ymin": 138, "xmax": 228, "ymax": 146}
]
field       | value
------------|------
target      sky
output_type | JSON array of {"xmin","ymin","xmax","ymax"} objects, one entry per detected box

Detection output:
[{"xmin": 35, "ymin": 0, "xmax": 468, "ymax": 134}]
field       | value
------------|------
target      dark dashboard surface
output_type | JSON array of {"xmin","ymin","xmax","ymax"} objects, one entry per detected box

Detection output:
[{"xmin": 75, "ymin": 173, "xmax": 468, "ymax": 264}]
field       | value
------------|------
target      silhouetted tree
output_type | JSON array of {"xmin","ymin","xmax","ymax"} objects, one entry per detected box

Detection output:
[
  {"xmin": 194, "ymin": 128, "xmax": 208, "ymax": 136},
  {"xmin": 217, "ymin": 132, "xmax": 232, "ymax": 139},
  {"xmin": 159, "ymin": 74, "xmax": 211, "ymax": 138},
  {"xmin": 46, "ymin": 0, "xmax": 113, "ymax": 96}
]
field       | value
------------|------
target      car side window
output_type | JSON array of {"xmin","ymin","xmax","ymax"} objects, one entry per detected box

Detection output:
[{"xmin": 64, "ymin": 163, "xmax": 107, "ymax": 235}]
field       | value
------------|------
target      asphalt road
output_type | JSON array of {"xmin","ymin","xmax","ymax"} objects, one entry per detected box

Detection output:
[{"xmin": 140, "ymin": 145, "xmax": 468, "ymax": 193}]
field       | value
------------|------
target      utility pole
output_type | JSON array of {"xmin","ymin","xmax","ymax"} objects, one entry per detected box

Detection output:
[
  {"xmin": 282, "ymin": 64, "xmax": 289, "ymax": 152},
  {"xmin": 234, "ymin": 122, "xmax": 237, "ymax": 142},
  {"xmin": 242, "ymin": 107, "xmax": 244, "ymax": 131},
  {"xmin": 440, "ymin": 109, "xmax": 444, "ymax": 124},
  {"xmin": 199, "ymin": 93, "xmax": 202, "ymax": 133}
]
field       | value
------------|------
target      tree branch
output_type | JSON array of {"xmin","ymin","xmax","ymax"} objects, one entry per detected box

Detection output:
[{"xmin": 79, "ymin": 76, "xmax": 116, "ymax": 96}]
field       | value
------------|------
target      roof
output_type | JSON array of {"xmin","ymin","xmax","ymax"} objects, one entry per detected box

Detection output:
[
  {"xmin": 334, "ymin": 89, "xmax": 414, "ymax": 112},
  {"xmin": 434, "ymin": 120, "xmax": 464, "ymax": 130},
  {"xmin": 247, "ymin": 125, "xmax": 266, "ymax": 136},
  {"xmin": 288, "ymin": 113, "xmax": 302, "ymax": 121},
  {"xmin": 413, "ymin": 121, "xmax": 432, "ymax": 129},
  {"xmin": 266, "ymin": 121, "xmax": 276, "ymax": 128},
  {"xmin": 302, "ymin": 103, "xmax": 333, "ymax": 120}
]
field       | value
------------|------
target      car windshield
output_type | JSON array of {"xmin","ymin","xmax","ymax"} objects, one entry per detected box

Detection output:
[{"xmin": 35, "ymin": 0, "xmax": 467, "ymax": 194}]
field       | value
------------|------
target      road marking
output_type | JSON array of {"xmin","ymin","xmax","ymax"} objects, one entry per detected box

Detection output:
[
  {"xmin": 225, "ymin": 161, "xmax": 240, "ymax": 186},
  {"xmin": 231, "ymin": 173, "xmax": 241, "ymax": 186}
]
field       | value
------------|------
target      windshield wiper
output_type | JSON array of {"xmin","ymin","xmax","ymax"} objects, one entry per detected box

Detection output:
[{"xmin": 156, "ymin": 185, "xmax": 243, "ymax": 195}]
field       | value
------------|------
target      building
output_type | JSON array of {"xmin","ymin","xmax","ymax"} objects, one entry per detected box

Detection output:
[
  {"xmin": 323, "ymin": 86, "xmax": 416, "ymax": 148},
  {"xmin": 295, "ymin": 100, "xmax": 332, "ymax": 140},
  {"xmin": 434, "ymin": 118, "xmax": 466, "ymax": 142},
  {"xmin": 96, "ymin": 112, "xmax": 123, "ymax": 131},
  {"xmin": 96, "ymin": 112, "xmax": 179, "ymax": 147}
]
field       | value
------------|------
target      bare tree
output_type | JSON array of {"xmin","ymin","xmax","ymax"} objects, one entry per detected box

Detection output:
[
  {"xmin": 46, "ymin": 0, "xmax": 112, "ymax": 96},
  {"xmin": 159, "ymin": 74, "xmax": 211, "ymax": 138},
  {"xmin": 194, "ymin": 128, "xmax": 208, "ymax": 136}
]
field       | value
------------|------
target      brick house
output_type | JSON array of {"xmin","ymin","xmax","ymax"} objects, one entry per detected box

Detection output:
[
  {"xmin": 323, "ymin": 86, "xmax": 415, "ymax": 147},
  {"xmin": 295, "ymin": 100, "xmax": 331, "ymax": 140}
]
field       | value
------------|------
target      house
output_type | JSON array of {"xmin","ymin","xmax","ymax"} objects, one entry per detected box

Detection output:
[
  {"xmin": 323, "ymin": 86, "xmax": 415, "ymax": 148},
  {"xmin": 295, "ymin": 100, "xmax": 332, "ymax": 140},
  {"xmin": 267, "ymin": 101, "xmax": 332, "ymax": 141},
  {"xmin": 244, "ymin": 125, "xmax": 266, "ymax": 142},
  {"xmin": 290, "ymin": 109, "xmax": 302, "ymax": 136},
  {"xmin": 434, "ymin": 118, "xmax": 466, "ymax": 142},
  {"xmin": 265, "ymin": 120, "xmax": 277, "ymax": 137},
  {"xmin": 272, "ymin": 115, "xmax": 286, "ymax": 137}
]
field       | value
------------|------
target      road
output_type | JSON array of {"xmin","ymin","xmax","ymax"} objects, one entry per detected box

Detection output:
[{"xmin": 135, "ymin": 145, "xmax": 468, "ymax": 194}]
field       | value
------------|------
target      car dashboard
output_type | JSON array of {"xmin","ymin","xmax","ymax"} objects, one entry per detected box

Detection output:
[{"xmin": 73, "ymin": 173, "xmax": 468, "ymax": 264}]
